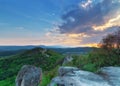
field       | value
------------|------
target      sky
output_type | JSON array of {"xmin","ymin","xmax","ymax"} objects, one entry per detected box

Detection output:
[{"xmin": 0, "ymin": 0, "xmax": 120, "ymax": 47}]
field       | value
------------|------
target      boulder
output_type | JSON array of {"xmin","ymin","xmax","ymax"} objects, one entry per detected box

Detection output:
[
  {"xmin": 62, "ymin": 55, "xmax": 73, "ymax": 65},
  {"xmin": 58, "ymin": 66, "xmax": 79, "ymax": 76},
  {"xmin": 49, "ymin": 66, "xmax": 120, "ymax": 86},
  {"xmin": 16, "ymin": 65, "xmax": 42, "ymax": 86}
]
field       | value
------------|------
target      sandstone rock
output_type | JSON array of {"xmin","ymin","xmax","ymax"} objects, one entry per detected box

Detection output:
[
  {"xmin": 16, "ymin": 65, "xmax": 42, "ymax": 86},
  {"xmin": 58, "ymin": 66, "xmax": 79, "ymax": 76},
  {"xmin": 49, "ymin": 66, "xmax": 120, "ymax": 86},
  {"xmin": 62, "ymin": 55, "xmax": 73, "ymax": 65}
]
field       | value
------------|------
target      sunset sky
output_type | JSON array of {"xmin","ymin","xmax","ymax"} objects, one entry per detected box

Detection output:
[{"xmin": 0, "ymin": 0, "xmax": 120, "ymax": 47}]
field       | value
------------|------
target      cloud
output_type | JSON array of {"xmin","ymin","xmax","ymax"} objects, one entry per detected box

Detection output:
[
  {"xmin": 80, "ymin": 0, "xmax": 92, "ymax": 8},
  {"xmin": 92, "ymin": 14, "xmax": 120, "ymax": 31},
  {"xmin": 50, "ymin": 0, "xmax": 120, "ymax": 47},
  {"xmin": 59, "ymin": 0, "xmax": 120, "ymax": 34}
]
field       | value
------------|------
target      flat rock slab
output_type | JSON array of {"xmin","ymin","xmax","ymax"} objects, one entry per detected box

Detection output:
[{"xmin": 49, "ymin": 66, "xmax": 120, "ymax": 86}]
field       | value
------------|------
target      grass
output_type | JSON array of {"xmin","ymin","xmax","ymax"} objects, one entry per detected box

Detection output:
[
  {"xmin": 65, "ymin": 49, "xmax": 120, "ymax": 72},
  {"xmin": 0, "ymin": 48, "xmax": 64, "ymax": 86},
  {"xmin": 0, "ymin": 48, "xmax": 119, "ymax": 86},
  {"xmin": 0, "ymin": 76, "xmax": 15, "ymax": 86}
]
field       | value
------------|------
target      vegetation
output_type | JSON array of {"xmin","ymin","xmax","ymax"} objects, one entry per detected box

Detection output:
[
  {"xmin": 65, "ymin": 48, "xmax": 120, "ymax": 72},
  {"xmin": 100, "ymin": 29, "xmax": 120, "ymax": 50},
  {"xmin": 65, "ymin": 29, "xmax": 120, "ymax": 72},
  {"xmin": 0, "ymin": 30, "xmax": 119, "ymax": 86},
  {"xmin": 0, "ymin": 48, "xmax": 64, "ymax": 86},
  {"xmin": 0, "ymin": 76, "xmax": 15, "ymax": 86}
]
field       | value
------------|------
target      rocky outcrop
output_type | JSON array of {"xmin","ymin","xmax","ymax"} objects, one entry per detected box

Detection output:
[
  {"xmin": 48, "ymin": 66, "xmax": 120, "ymax": 86},
  {"xmin": 16, "ymin": 65, "xmax": 42, "ymax": 86},
  {"xmin": 58, "ymin": 66, "xmax": 79, "ymax": 76},
  {"xmin": 62, "ymin": 55, "xmax": 73, "ymax": 65}
]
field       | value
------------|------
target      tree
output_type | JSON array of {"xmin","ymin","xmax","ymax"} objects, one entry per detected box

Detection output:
[{"xmin": 100, "ymin": 29, "xmax": 120, "ymax": 51}]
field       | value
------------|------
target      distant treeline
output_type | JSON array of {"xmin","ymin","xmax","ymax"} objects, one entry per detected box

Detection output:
[
  {"xmin": 0, "ymin": 47, "xmax": 95, "ymax": 57},
  {"xmin": 0, "ymin": 50, "xmax": 25, "ymax": 57},
  {"xmin": 50, "ymin": 47, "xmax": 95, "ymax": 54}
]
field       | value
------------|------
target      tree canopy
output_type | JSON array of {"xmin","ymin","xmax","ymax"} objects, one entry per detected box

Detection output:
[{"xmin": 100, "ymin": 29, "xmax": 120, "ymax": 51}]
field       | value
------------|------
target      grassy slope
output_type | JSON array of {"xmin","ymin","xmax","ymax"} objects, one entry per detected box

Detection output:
[
  {"xmin": 0, "ymin": 48, "xmax": 64, "ymax": 86},
  {"xmin": 65, "ymin": 49, "xmax": 120, "ymax": 72}
]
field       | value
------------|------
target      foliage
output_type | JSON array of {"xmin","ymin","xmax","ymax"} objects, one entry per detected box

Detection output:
[
  {"xmin": 0, "ymin": 48, "xmax": 63, "ymax": 86},
  {"xmin": 65, "ymin": 29, "xmax": 120, "ymax": 72},
  {"xmin": 0, "ymin": 30, "xmax": 120, "ymax": 86},
  {"xmin": 65, "ymin": 48, "xmax": 120, "ymax": 72},
  {"xmin": 0, "ymin": 76, "xmax": 15, "ymax": 86},
  {"xmin": 100, "ymin": 29, "xmax": 120, "ymax": 51},
  {"xmin": 40, "ymin": 66, "xmax": 59, "ymax": 86}
]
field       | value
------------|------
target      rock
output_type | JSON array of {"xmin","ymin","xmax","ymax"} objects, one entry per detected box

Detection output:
[
  {"xmin": 16, "ymin": 65, "xmax": 42, "ymax": 86},
  {"xmin": 45, "ymin": 54, "xmax": 50, "ymax": 58},
  {"xmin": 49, "ymin": 66, "xmax": 120, "ymax": 86},
  {"xmin": 100, "ymin": 67, "xmax": 120, "ymax": 86},
  {"xmin": 41, "ymin": 48, "xmax": 47, "ymax": 55},
  {"xmin": 62, "ymin": 55, "xmax": 73, "ymax": 65},
  {"xmin": 58, "ymin": 66, "xmax": 79, "ymax": 76}
]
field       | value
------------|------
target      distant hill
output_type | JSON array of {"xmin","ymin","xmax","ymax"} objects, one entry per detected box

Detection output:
[
  {"xmin": 0, "ymin": 45, "xmax": 37, "ymax": 51},
  {"xmin": 0, "ymin": 45, "xmax": 66, "ymax": 51},
  {"xmin": 0, "ymin": 50, "xmax": 26, "ymax": 57},
  {"xmin": 0, "ymin": 45, "xmax": 64, "ymax": 57},
  {"xmin": 0, "ymin": 46, "xmax": 95, "ymax": 57},
  {"xmin": 50, "ymin": 47, "xmax": 95, "ymax": 54}
]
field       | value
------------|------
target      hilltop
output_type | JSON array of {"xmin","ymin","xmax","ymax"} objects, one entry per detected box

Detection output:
[{"xmin": 0, "ymin": 47, "xmax": 64, "ymax": 86}]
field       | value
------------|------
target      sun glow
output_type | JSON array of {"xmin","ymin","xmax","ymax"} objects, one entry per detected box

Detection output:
[
  {"xmin": 92, "ymin": 15, "xmax": 120, "ymax": 31},
  {"xmin": 81, "ymin": 43, "xmax": 99, "ymax": 47},
  {"xmin": 68, "ymin": 33, "xmax": 90, "ymax": 38}
]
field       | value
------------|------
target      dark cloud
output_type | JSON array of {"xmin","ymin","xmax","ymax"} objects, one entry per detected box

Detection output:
[
  {"xmin": 80, "ymin": 26, "xmax": 120, "ymax": 44},
  {"xmin": 59, "ymin": 0, "xmax": 120, "ymax": 34}
]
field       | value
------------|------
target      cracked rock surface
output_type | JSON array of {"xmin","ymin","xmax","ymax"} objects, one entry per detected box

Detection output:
[{"xmin": 48, "ymin": 66, "xmax": 120, "ymax": 86}]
